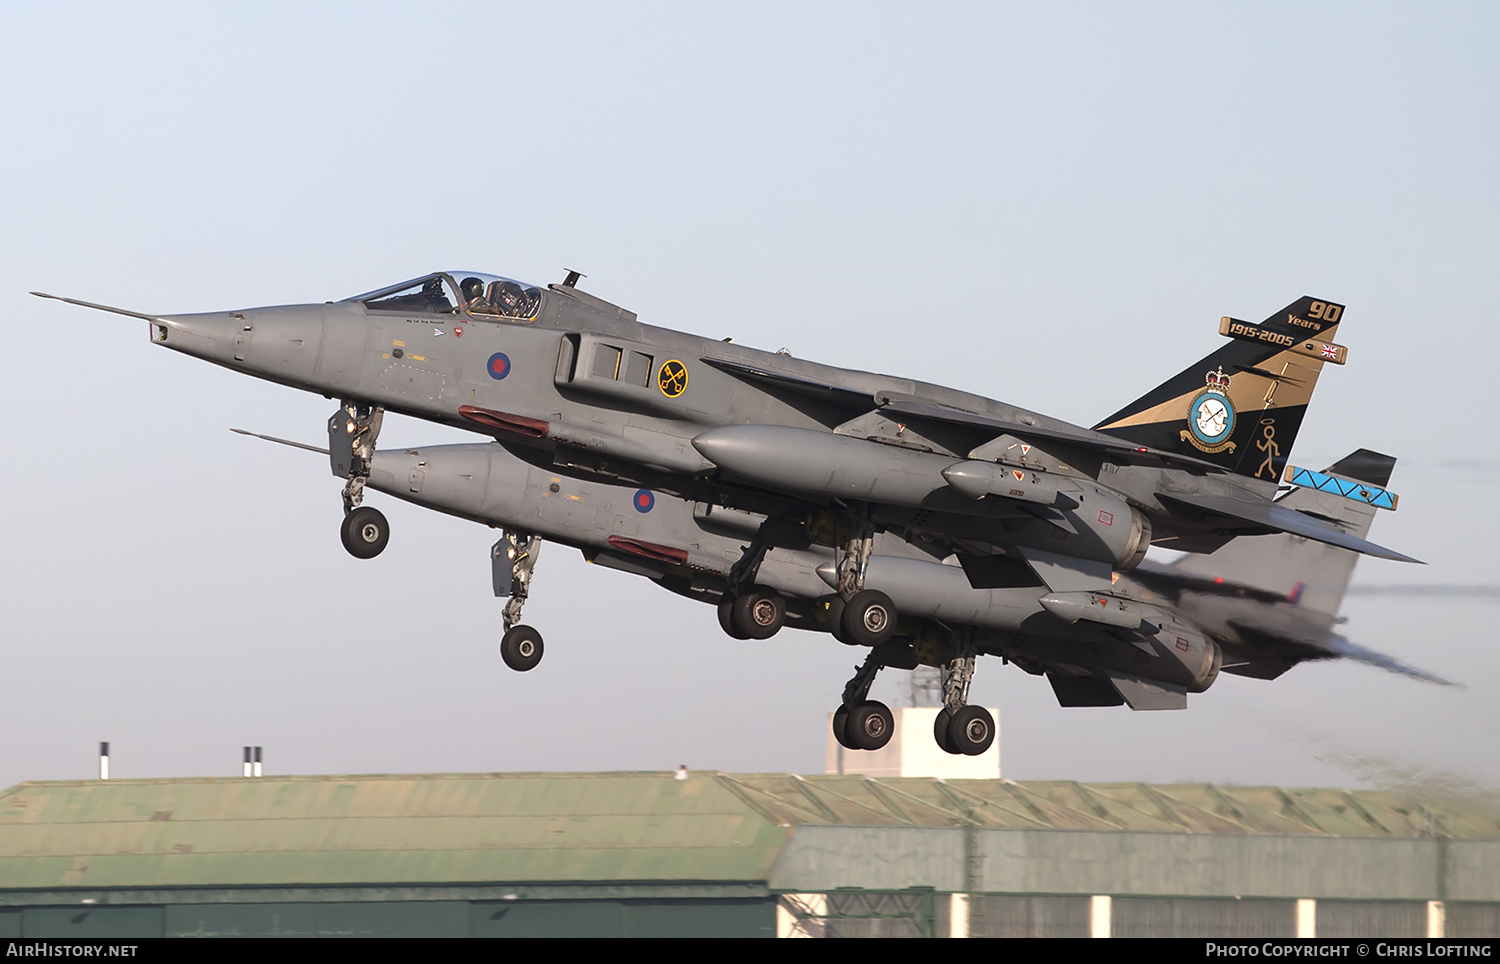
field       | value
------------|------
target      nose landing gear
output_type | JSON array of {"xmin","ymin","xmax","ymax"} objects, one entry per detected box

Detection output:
[
  {"xmin": 494, "ymin": 530, "xmax": 544, "ymax": 672},
  {"xmin": 329, "ymin": 400, "xmax": 388, "ymax": 559}
]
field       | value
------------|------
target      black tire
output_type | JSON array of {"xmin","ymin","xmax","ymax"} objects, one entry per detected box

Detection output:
[
  {"xmin": 824, "ymin": 595, "xmax": 855, "ymax": 645},
  {"xmin": 933, "ymin": 708, "xmax": 961, "ymax": 755},
  {"xmin": 718, "ymin": 596, "xmax": 751, "ymax": 639},
  {"xmin": 500, "ymin": 624, "xmax": 544, "ymax": 672},
  {"xmin": 842, "ymin": 590, "xmax": 896, "ymax": 647},
  {"xmin": 733, "ymin": 587, "xmax": 786, "ymax": 640},
  {"xmin": 340, "ymin": 506, "xmax": 389, "ymax": 559},
  {"xmin": 846, "ymin": 700, "xmax": 894, "ymax": 751},
  {"xmin": 832, "ymin": 705, "xmax": 853, "ymax": 750},
  {"xmin": 947, "ymin": 705, "xmax": 995, "ymax": 756}
]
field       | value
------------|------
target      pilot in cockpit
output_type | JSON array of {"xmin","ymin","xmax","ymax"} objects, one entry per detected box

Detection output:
[{"xmin": 460, "ymin": 276, "xmax": 489, "ymax": 311}]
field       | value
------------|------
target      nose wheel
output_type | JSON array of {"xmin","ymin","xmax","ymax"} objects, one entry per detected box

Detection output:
[
  {"xmin": 340, "ymin": 506, "xmax": 390, "ymax": 559},
  {"xmin": 494, "ymin": 531, "xmax": 545, "ymax": 671},
  {"xmin": 500, "ymin": 624, "xmax": 544, "ymax": 672}
]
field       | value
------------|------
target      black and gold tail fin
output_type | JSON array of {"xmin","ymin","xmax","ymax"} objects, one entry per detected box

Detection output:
[{"xmin": 1092, "ymin": 297, "xmax": 1348, "ymax": 485}]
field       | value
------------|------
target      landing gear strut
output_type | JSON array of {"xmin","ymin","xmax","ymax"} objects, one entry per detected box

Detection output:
[
  {"xmin": 494, "ymin": 530, "xmax": 544, "ymax": 671},
  {"xmin": 932, "ymin": 642, "xmax": 994, "ymax": 756},
  {"xmin": 717, "ymin": 521, "xmax": 787, "ymax": 640},
  {"xmin": 329, "ymin": 400, "xmax": 388, "ymax": 559},
  {"xmin": 828, "ymin": 515, "xmax": 896, "ymax": 647},
  {"xmin": 831, "ymin": 649, "xmax": 895, "ymax": 751}
]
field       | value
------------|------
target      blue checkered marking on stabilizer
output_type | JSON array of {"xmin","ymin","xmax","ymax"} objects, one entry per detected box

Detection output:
[{"xmin": 1285, "ymin": 466, "xmax": 1397, "ymax": 510}]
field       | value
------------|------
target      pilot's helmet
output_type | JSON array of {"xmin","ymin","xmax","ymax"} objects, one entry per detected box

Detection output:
[{"xmin": 461, "ymin": 276, "xmax": 485, "ymax": 303}]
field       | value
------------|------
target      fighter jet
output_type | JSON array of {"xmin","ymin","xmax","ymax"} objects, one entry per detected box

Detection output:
[
  {"xmin": 33, "ymin": 271, "xmax": 1419, "ymax": 664},
  {"xmin": 230, "ymin": 421, "xmax": 1442, "ymax": 755}
]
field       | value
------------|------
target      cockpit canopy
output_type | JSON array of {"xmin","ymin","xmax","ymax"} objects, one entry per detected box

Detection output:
[{"xmin": 346, "ymin": 272, "xmax": 543, "ymax": 320}]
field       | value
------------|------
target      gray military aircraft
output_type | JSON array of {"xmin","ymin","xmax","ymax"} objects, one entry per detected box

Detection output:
[
  {"xmin": 34, "ymin": 271, "xmax": 1422, "ymax": 750},
  {"xmin": 231, "ymin": 423, "xmax": 1443, "ymax": 756}
]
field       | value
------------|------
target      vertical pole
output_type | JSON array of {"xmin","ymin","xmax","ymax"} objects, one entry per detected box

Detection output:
[
  {"xmin": 1427, "ymin": 901, "xmax": 1445, "ymax": 939},
  {"xmin": 253, "ymin": 746, "xmax": 262, "ymax": 778},
  {"xmin": 98, "ymin": 742, "xmax": 109, "ymax": 781},
  {"xmin": 242, "ymin": 747, "xmax": 252, "ymax": 778}
]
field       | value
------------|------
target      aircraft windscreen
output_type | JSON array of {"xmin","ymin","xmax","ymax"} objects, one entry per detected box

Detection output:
[
  {"xmin": 349, "ymin": 272, "xmax": 541, "ymax": 320},
  {"xmin": 352, "ymin": 274, "xmax": 457, "ymax": 313},
  {"xmin": 456, "ymin": 272, "xmax": 543, "ymax": 320}
]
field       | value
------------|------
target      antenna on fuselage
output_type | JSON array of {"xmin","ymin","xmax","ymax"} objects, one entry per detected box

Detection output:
[{"xmin": 561, "ymin": 269, "xmax": 586, "ymax": 288}]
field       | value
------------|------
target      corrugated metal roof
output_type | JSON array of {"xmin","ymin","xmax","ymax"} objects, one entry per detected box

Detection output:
[{"xmin": 1, "ymin": 773, "xmax": 1494, "ymax": 893}]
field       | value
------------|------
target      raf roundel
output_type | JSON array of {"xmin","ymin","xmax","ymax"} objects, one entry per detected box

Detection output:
[
  {"xmin": 633, "ymin": 489, "xmax": 655, "ymax": 513},
  {"xmin": 486, "ymin": 352, "xmax": 511, "ymax": 380}
]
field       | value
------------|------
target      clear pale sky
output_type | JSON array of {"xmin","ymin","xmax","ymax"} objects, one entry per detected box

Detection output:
[{"xmin": 2, "ymin": 2, "xmax": 1496, "ymax": 794}]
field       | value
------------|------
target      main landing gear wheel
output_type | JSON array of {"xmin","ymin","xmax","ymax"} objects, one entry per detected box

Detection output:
[
  {"xmin": 500, "ymin": 624, "xmax": 544, "ymax": 672},
  {"xmin": 823, "ymin": 595, "xmax": 856, "ymax": 646},
  {"xmin": 340, "ymin": 506, "xmax": 389, "ymax": 559},
  {"xmin": 832, "ymin": 704, "xmax": 853, "ymax": 750},
  {"xmin": 842, "ymin": 590, "xmax": 896, "ymax": 648},
  {"xmin": 844, "ymin": 700, "xmax": 894, "ymax": 751},
  {"xmin": 718, "ymin": 597, "xmax": 751, "ymax": 640},
  {"xmin": 933, "ymin": 708, "xmax": 960, "ymax": 755},
  {"xmin": 946, "ymin": 705, "xmax": 995, "ymax": 756},
  {"xmin": 732, "ymin": 587, "xmax": 786, "ymax": 639}
]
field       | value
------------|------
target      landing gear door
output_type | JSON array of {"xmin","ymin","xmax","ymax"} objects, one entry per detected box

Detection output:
[{"xmin": 328, "ymin": 411, "xmax": 354, "ymax": 479}]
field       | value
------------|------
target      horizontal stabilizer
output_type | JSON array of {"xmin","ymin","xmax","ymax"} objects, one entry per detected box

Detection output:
[
  {"xmin": 1323, "ymin": 633, "xmax": 1458, "ymax": 687},
  {"xmin": 1099, "ymin": 670, "xmax": 1188, "ymax": 710},
  {"xmin": 1157, "ymin": 491, "xmax": 1421, "ymax": 563}
]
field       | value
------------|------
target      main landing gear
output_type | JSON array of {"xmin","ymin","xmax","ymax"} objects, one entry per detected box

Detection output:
[
  {"xmin": 831, "ymin": 649, "xmax": 895, "ymax": 752},
  {"xmin": 717, "ymin": 521, "xmax": 788, "ymax": 640},
  {"xmin": 826, "ymin": 517, "xmax": 897, "ymax": 648},
  {"xmin": 933, "ymin": 650, "xmax": 995, "ymax": 756},
  {"xmin": 494, "ymin": 530, "xmax": 544, "ymax": 672},
  {"xmin": 830, "ymin": 640, "xmax": 995, "ymax": 756},
  {"xmin": 329, "ymin": 400, "xmax": 389, "ymax": 559}
]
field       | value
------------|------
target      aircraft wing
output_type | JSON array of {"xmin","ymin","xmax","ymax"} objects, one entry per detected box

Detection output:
[
  {"xmin": 877, "ymin": 398, "xmax": 1230, "ymax": 472},
  {"xmin": 1155, "ymin": 491, "xmax": 1422, "ymax": 563},
  {"xmin": 701, "ymin": 357, "xmax": 874, "ymax": 404},
  {"xmin": 701, "ymin": 360, "xmax": 1229, "ymax": 472}
]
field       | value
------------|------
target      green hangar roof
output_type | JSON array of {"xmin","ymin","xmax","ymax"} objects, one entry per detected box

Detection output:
[{"xmin": 1, "ymin": 772, "xmax": 1496, "ymax": 897}]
